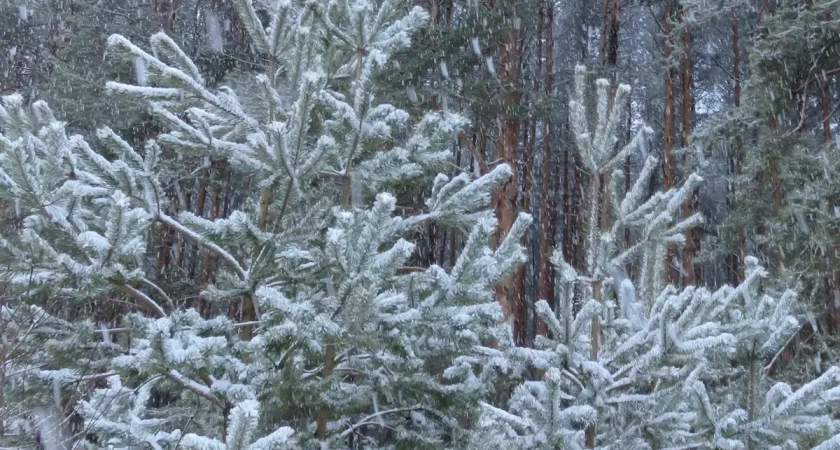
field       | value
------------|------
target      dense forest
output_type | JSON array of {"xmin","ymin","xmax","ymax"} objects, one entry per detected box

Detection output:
[{"xmin": 1, "ymin": 0, "xmax": 839, "ymax": 448}]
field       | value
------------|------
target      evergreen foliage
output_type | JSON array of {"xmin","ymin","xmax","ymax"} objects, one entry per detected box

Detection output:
[
  {"xmin": 0, "ymin": 0, "xmax": 529, "ymax": 448},
  {"xmin": 474, "ymin": 66, "xmax": 840, "ymax": 450}
]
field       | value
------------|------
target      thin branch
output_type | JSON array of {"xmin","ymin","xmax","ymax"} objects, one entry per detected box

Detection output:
[
  {"xmin": 141, "ymin": 278, "xmax": 176, "ymax": 311},
  {"xmin": 168, "ymin": 369, "xmax": 224, "ymax": 408},
  {"xmin": 115, "ymin": 284, "xmax": 167, "ymax": 318},
  {"xmin": 157, "ymin": 212, "xmax": 247, "ymax": 280},
  {"xmin": 764, "ymin": 323, "xmax": 808, "ymax": 374},
  {"xmin": 340, "ymin": 407, "xmax": 424, "ymax": 437}
]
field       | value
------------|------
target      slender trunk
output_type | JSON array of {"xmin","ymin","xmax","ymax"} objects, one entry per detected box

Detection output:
[
  {"xmin": 449, "ymin": 228, "xmax": 459, "ymax": 267},
  {"xmin": 520, "ymin": 120, "xmax": 534, "ymax": 343},
  {"xmin": 624, "ymin": 96, "xmax": 632, "ymax": 277},
  {"xmin": 768, "ymin": 145, "xmax": 783, "ymax": 271},
  {"xmin": 732, "ymin": 12, "xmax": 746, "ymax": 283},
  {"xmin": 597, "ymin": 0, "xmax": 619, "ymax": 250},
  {"xmin": 222, "ymin": 402, "xmax": 231, "ymax": 444},
  {"xmin": 573, "ymin": 162, "xmax": 586, "ymax": 299},
  {"xmin": 585, "ymin": 171, "xmax": 602, "ymax": 448},
  {"xmin": 563, "ymin": 137, "xmax": 572, "ymax": 266},
  {"xmin": 570, "ymin": 0, "xmax": 588, "ymax": 288},
  {"xmin": 679, "ymin": 6, "xmax": 701, "ymax": 286},
  {"xmin": 316, "ymin": 344, "xmax": 336, "ymax": 443},
  {"xmin": 821, "ymin": 73, "xmax": 833, "ymax": 145},
  {"xmin": 315, "ymin": 174, "xmax": 354, "ymax": 447},
  {"xmin": 662, "ymin": 3, "xmax": 678, "ymax": 285},
  {"xmin": 758, "ymin": 3, "xmax": 784, "ymax": 273},
  {"xmin": 538, "ymin": 4, "xmax": 556, "ymax": 336},
  {"xmin": 439, "ymin": 228, "xmax": 447, "ymax": 266},
  {"xmin": 493, "ymin": 2, "xmax": 524, "ymax": 344},
  {"xmin": 241, "ymin": 56, "xmax": 279, "ymax": 340}
]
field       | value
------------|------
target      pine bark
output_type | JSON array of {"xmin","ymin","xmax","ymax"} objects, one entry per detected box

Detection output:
[
  {"xmin": 599, "ymin": 0, "xmax": 620, "ymax": 67},
  {"xmin": 493, "ymin": 4, "xmax": 525, "ymax": 345},
  {"xmin": 537, "ymin": 3, "xmax": 556, "ymax": 337},
  {"xmin": 679, "ymin": 6, "xmax": 701, "ymax": 286},
  {"xmin": 662, "ymin": 3, "xmax": 678, "ymax": 285}
]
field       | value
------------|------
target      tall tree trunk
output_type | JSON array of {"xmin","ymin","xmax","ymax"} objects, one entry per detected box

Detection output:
[
  {"xmin": 732, "ymin": 11, "xmax": 746, "ymax": 283},
  {"xmin": 757, "ymin": 0, "xmax": 784, "ymax": 273},
  {"xmin": 493, "ymin": 3, "xmax": 524, "ymax": 345},
  {"xmin": 821, "ymin": 72, "xmax": 833, "ymax": 145},
  {"xmin": 679, "ymin": 5, "xmax": 701, "ymax": 286},
  {"xmin": 663, "ymin": 3, "xmax": 678, "ymax": 285},
  {"xmin": 599, "ymin": 0, "xmax": 620, "ymax": 67},
  {"xmin": 538, "ymin": 3, "xmax": 556, "ymax": 337},
  {"xmin": 567, "ymin": 0, "xmax": 590, "ymax": 309},
  {"xmin": 518, "ymin": 5, "xmax": 540, "ymax": 344}
]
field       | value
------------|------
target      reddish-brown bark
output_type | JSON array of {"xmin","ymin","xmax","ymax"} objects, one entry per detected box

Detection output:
[
  {"xmin": 663, "ymin": 3, "xmax": 678, "ymax": 285},
  {"xmin": 679, "ymin": 6, "xmax": 701, "ymax": 286},
  {"xmin": 537, "ymin": 4, "xmax": 556, "ymax": 337},
  {"xmin": 492, "ymin": 4, "xmax": 525, "ymax": 344}
]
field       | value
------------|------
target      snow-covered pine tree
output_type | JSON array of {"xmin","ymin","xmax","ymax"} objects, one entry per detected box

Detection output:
[
  {"xmin": 475, "ymin": 66, "xmax": 840, "ymax": 449},
  {"xmin": 0, "ymin": 0, "xmax": 530, "ymax": 449}
]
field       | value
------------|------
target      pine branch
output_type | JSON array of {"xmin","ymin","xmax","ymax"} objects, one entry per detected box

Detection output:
[
  {"xmin": 157, "ymin": 212, "xmax": 247, "ymax": 280},
  {"xmin": 340, "ymin": 407, "xmax": 425, "ymax": 438},
  {"xmin": 114, "ymin": 283, "xmax": 167, "ymax": 318}
]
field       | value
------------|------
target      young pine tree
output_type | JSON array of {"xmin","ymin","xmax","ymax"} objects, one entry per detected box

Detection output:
[
  {"xmin": 475, "ymin": 66, "xmax": 840, "ymax": 450},
  {"xmin": 0, "ymin": 0, "xmax": 530, "ymax": 449}
]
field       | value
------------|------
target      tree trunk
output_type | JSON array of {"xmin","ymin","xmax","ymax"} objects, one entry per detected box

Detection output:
[
  {"xmin": 679, "ymin": 5, "xmax": 701, "ymax": 286},
  {"xmin": 538, "ymin": 3, "xmax": 556, "ymax": 337},
  {"xmin": 493, "ymin": 2, "xmax": 524, "ymax": 345},
  {"xmin": 732, "ymin": 11, "xmax": 746, "ymax": 283},
  {"xmin": 758, "ymin": 3, "xmax": 784, "ymax": 273},
  {"xmin": 315, "ymin": 343, "xmax": 336, "ymax": 443},
  {"xmin": 316, "ymin": 175, "xmax": 353, "ymax": 446},
  {"xmin": 519, "ymin": 117, "xmax": 535, "ymax": 343},
  {"xmin": 624, "ymin": 96, "xmax": 632, "ymax": 276},
  {"xmin": 662, "ymin": 3, "xmax": 678, "ymax": 285},
  {"xmin": 597, "ymin": 0, "xmax": 620, "ymax": 252},
  {"xmin": 585, "ymin": 170, "xmax": 602, "ymax": 448},
  {"xmin": 599, "ymin": 0, "xmax": 620, "ymax": 67}
]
